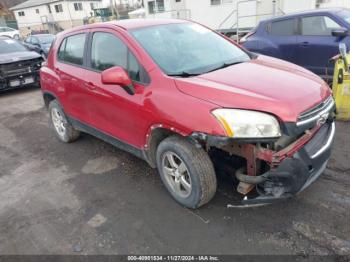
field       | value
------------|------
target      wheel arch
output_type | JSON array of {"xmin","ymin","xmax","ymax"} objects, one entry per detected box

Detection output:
[
  {"xmin": 42, "ymin": 91, "xmax": 58, "ymax": 108},
  {"xmin": 144, "ymin": 124, "xmax": 192, "ymax": 168}
]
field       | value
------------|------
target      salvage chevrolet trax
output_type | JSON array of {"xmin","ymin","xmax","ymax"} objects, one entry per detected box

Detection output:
[{"xmin": 40, "ymin": 19, "xmax": 336, "ymax": 208}]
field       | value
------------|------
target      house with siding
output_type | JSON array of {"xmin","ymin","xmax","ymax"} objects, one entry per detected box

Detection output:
[
  {"xmin": 144, "ymin": 0, "xmax": 350, "ymax": 32},
  {"xmin": 10, "ymin": 0, "xmax": 102, "ymax": 35}
]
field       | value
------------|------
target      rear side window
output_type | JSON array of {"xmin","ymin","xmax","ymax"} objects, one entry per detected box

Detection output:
[
  {"xmin": 90, "ymin": 32, "xmax": 141, "ymax": 82},
  {"xmin": 269, "ymin": 19, "xmax": 295, "ymax": 36},
  {"xmin": 301, "ymin": 16, "xmax": 341, "ymax": 36},
  {"xmin": 57, "ymin": 33, "xmax": 86, "ymax": 66}
]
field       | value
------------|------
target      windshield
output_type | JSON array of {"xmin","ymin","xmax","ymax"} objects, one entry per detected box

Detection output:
[
  {"xmin": 338, "ymin": 10, "xmax": 350, "ymax": 24},
  {"xmin": 0, "ymin": 39, "xmax": 27, "ymax": 54},
  {"xmin": 37, "ymin": 35, "xmax": 55, "ymax": 44},
  {"xmin": 130, "ymin": 23, "xmax": 250, "ymax": 76}
]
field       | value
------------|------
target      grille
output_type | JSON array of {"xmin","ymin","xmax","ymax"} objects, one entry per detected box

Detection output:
[
  {"xmin": 297, "ymin": 96, "xmax": 335, "ymax": 127},
  {"xmin": 0, "ymin": 58, "xmax": 41, "ymax": 77}
]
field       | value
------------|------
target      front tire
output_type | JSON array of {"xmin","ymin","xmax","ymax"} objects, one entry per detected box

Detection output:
[
  {"xmin": 49, "ymin": 100, "xmax": 80, "ymax": 143},
  {"xmin": 156, "ymin": 136, "xmax": 217, "ymax": 209}
]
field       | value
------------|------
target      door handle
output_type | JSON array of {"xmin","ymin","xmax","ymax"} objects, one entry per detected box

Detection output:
[
  {"xmin": 54, "ymin": 67, "xmax": 60, "ymax": 73},
  {"xmin": 84, "ymin": 81, "xmax": 96, "ymax": 90},
  {"xmin": 300, "ymin": 42, "xmax": 309, "ymax": 47}
]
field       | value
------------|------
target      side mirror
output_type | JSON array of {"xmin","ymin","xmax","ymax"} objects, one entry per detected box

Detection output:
[
  {"xmin": 332, "ymin": 28, "xmax": 348, "ymax": 37},
  {"xmin": 101, "ymin": 66, "xmax": 135, "ymax": 95}
]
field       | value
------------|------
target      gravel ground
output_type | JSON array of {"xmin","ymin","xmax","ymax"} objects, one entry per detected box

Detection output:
[{"xmin": 0, "ymin": 87, "xmax": 349, "ymax": 255}]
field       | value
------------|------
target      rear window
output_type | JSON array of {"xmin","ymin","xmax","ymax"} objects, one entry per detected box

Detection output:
[
  {"xmin": 0, "ymin": 39, "xmax": 27, "ymax": 54},
  {"xmin": 57, "ymin": 33, "xmax": 86, "ymax": 66},
  {"xmin": 269, "ymin": 19, "xmax": 295, "ymax": 36}
]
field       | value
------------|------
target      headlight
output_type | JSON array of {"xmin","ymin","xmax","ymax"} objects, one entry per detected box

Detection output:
[{"xmin": 212, "ymin": 109, "xmax": 281, "ymax": 138}]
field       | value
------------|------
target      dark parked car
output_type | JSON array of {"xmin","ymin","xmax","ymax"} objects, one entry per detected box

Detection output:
[
  {"xmin": 242, "ymin": 8, "xmax": 350, "ymax": 79},
  {"xmin": 23, "ymin": 34, "xmax": 55, "ymax": 57},
  {"xmin": 41, "ymin": 20, "xmax": 335, "ymax": 208},
  {"xmin": 0, "ymin": 37, "xmax": 42, "ymax": 92}
]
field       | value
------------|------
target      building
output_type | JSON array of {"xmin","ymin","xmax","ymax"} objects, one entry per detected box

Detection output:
[
  {"xmin": 10, "ymin": 0, "xmax": 102, "ymax": 35},
  {"xmin": 317, "ymin": 0, "xmax": 350, "ymax": 8},
  {"xmin": 0, "ymin": 3, "xmax": 18, "ymax": 29},
  {"xmin": 144, "ymin": 0, "xmax": 319, "ymax": 31}
]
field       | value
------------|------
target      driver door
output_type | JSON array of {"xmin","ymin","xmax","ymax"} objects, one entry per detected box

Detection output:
[
  {"xmin": 83, "ymin": 29, "xmax": 150, "ymax": 147},
  {"xmin": 296, "ymin": 15, "xmax": 344, "ymax": 77}
]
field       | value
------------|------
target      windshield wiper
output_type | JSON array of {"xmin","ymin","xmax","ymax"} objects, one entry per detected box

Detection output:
[
  {"xmin": 168, "ymin": 71, "xmax": 201, "ymax": 78},
  {"xmin": 205, "ymin": 61, "xmax": 244, "ymax": 74}
]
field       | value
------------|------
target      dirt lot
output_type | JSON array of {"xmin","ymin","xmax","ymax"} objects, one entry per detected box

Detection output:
[{"xmin": 0, "ymin": 87, "xmax": 350, "ymax": 255}]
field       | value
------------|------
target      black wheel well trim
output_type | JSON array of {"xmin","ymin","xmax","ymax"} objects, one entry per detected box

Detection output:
[
  {"xmin": 42, "ymin": 91, "xmax": 59, "ymax": 108},
  {"xmin": 144, "ymin": 126, "xmax": 196, "ymax": 168}
]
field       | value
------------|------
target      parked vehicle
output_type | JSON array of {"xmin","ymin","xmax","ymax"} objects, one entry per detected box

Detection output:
[
  {"xmin": 0, "ymin": 37, "xmax": 42, "ymax": 92},
  {"xmin": 41, "ymin": 19, "xmax": 336, "ymax": 208},
  {"xmin": 0, "ymin": 27, "xmax": 20, "ymax": 39},
  {"xmin": 23, "ymin": 34, "xmax": 55, "ymax": 58},
  {"xmin": 242, "ymin": 8, "xmax": 350, "ymax": 80}
]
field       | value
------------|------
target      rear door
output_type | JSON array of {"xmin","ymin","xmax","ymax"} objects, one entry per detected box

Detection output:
[
  {"xmin": 296, "ymin": 14, "xmax": 343, "ymax": 77},
  {"xmin": 55, "ymin": 32, "xmax": 92, "ymax": 125},
  {"xmin": 264, "ymin": 18, "xmax": 298, "ymax": 63}
]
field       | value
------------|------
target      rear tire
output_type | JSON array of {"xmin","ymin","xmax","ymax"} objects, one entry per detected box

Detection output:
[
  {"xmin": 156, "ymin": 136, "xmax": 217, "ymax": 209},
  {"xmin": 49, "ymin": 100, "xmax": 80, "ymax": 143}
]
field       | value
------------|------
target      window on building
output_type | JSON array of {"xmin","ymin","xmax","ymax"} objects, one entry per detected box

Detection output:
[
  {"xmin": 175, "ymin": 0, "xmax": 181, "ymax": 2},
  {"xmin": 58, "ymin": 34, "xmax": 86, "ymax": 66},
  {"xmin": 18, "ymin": 11, "xmax": 25, "ymax": 16},
  {"xmin": 301, "ymin": 16, "xmax": 341, "ymax": 36},
  {"xmin": 147, "ymin": 0, "xmax": 164, "ymax": 14},
  {"xmin": 54, "ymin": 4, "xmax": 63, "ymax": 13},
  {"xmin": 48, "ymin": 5, "xmax": 52, "ymax": 13},
  {"xmin": 90, "ymin": 3, "xmax": 94, "ymax": 10},
  {"xmin": 74, "ymin": 3, "xmax": 83, "ymax": 11},
  {"xmin": 210, "ymin": 0, "xmax": 221, "ymax": 5},
  {"xmin": 269, "ymin": 19, "xmax": 296, "ymax": 36},
  {"xmin": 211, "ymin": 0, "xmax": 232, "ymax": 5},
  {"xmin": 90, "ymin": 32, "xmax": 140, "ymax": 82},
  {"xmin": 35, "ymin": 8, "xmax": 39, "ymax": 14}
]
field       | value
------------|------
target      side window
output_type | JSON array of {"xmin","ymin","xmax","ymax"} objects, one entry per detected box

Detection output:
[
  {"xmin": 90, "ymin": 32, "xmax": 141, "ymax": 82},
  {"xmin": 91, "ymin": 32, "xmax": 127, "ymax": 71},
  {"xmin": 301, "ymin": 16, "xmax": 341, "ymax": 36},
  {"xmin": 128, "ymin": 52, "xmax": 140, "ymax": 82},
  {"xmin": 269, "ymin": 19, "xmax": 295, "ymax": 36},
  {"xmin": 57, "ymin": 38, "xmax": 66, "ymax": 60},
  {"xmin": 58, "ymin": 34, "xmax": 86, "ymax": 66}
]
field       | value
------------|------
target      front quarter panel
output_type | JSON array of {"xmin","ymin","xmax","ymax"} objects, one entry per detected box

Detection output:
[{"xmin": 143, "ymin": 71, "xmax": 226, "ymax": 146}]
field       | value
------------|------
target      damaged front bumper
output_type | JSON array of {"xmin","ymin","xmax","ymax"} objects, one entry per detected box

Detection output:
[{"xmin": 192, "ymin": 120, "xmax": 336, "ymax": 206}]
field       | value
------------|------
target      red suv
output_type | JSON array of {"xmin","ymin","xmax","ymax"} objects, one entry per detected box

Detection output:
[{"xmin": 40, "ymin": 19, "xmax": 336, "ymax": 208}]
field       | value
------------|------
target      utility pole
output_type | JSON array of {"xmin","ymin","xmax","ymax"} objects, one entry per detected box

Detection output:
[{"xmin": 272, "ymin": 0, "xmax": 277, "ymax": 17}]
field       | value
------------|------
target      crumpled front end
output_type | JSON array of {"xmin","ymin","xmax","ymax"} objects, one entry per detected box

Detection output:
[
  {"xmin": 191, "ymin": 96, "xmax": 336, "ymax": 206},
  {"xmin": 0, "ymin": 57, "xmax": 42, "ymax": 92}
]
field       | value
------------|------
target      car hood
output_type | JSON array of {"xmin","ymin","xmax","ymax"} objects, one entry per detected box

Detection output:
[
  {"xmin": 174, "ymin": 55, "xmax": 331, "ymax": 122},
  {"xmin": 0, "ymin": 51, "xmax": 41, "ymax": 64}
]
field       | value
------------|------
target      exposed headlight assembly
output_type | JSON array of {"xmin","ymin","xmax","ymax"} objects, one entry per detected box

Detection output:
[{"xmin": 212, "ymin": 109, "xmax": 281, "ymax": 138}]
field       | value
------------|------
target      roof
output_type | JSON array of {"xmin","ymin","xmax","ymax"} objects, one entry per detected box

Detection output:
[
  {"xmin": 111, "ymin": 18, "xmax": 188, "ymax": 30},
  {"xmin": 61, "ymin": 18, "xmax": 189, "ymax": 34},
  {"xmin": 10, "ymin": 0, "xmax": 100, "ymax": 11},
  {"xmin": 265, "ymin": 8, "xmax": 348, "ymax": 22}
]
